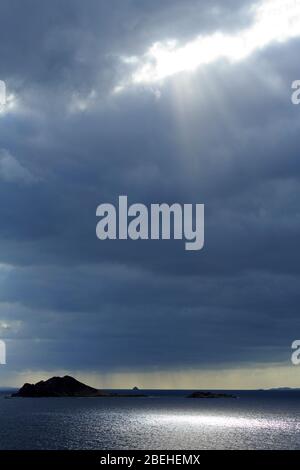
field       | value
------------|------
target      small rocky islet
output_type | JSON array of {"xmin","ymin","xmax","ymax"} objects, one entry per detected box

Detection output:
[{"xmin": 187, "ymin": 391, "xmax": 237, "ymax": 399}]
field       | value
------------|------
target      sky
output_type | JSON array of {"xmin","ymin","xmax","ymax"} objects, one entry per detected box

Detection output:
[{"xmin": 0, "ymin": 0, "xmax": 300, "ymax": 388}]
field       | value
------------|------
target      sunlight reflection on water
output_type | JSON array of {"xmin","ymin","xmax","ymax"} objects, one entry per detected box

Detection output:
[
  {"xmin": 0, "ymin": 392, "xmax": 299, "ymax": 449},
  {"xmin": 146, "ymin": 413, "xmax": 295, "ymax": 430}
]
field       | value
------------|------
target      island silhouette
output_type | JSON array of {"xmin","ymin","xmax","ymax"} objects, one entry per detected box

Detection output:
[
  {"xmin": 12, "ymin": 376, "xmax": 147, "ymax": 398},
  {"xmin": 11, "ymin": 375, "xmax": 237, "ymax": 399}
]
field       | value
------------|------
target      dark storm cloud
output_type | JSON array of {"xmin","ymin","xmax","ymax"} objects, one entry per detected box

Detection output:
[
  {"xmin": 0, "ymin": 0, "xmax": 255, "ymax": 82},
  {"xmin": 1, "ymin": 266, "xmax": 299, "ymax": 371},
  {"xmin": 0, "ymin": 0, "xmax": 299, "ymax": 377}
]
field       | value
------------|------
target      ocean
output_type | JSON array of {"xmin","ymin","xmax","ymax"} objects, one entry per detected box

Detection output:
[{"xmin": 0, "ymin": 390, "xmax": 299, "ymax": 450}]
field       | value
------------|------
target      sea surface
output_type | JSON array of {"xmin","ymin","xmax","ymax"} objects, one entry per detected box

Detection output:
[{"xmin": 0, "ymin": 390, "xmax": 299, "ymax": 449}]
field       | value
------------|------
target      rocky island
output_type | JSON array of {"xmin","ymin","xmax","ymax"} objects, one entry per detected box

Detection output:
[
  {"xmin": 12, "ymin": 375, "xmax": 106, "ymax": 397},
  {"xmin": 12, "ymin": 376, "xmax": 147, "ymax": 398},
  {"xmin": 187, "ymin": 391, "xmax": 237, "ymax": 399}
]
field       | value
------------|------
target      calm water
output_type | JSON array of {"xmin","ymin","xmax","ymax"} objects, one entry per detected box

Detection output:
[{"xmin": 0, "ymin": 390, "xmax": 299, "ymax": 449}]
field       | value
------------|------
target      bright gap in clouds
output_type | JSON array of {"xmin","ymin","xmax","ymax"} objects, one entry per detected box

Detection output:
[{"xmin": 119, "ymin": 0, "xmax": 300, "ymax": 87}]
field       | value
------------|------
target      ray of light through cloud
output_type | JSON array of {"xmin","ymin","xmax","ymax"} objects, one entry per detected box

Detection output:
[{"xmin": 118, "ymin": 0, "xmax": 300, "ymax": 89}]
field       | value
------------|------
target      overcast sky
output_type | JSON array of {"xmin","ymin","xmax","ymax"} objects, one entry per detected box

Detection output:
[{"xmin": 0, "ymin": 0, "xmax": 300, "ymax": 388}]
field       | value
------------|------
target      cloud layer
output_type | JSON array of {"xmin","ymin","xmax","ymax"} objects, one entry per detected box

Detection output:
[{"xmin": 0, "ymin": 0, "xmax": 299, "ymax": 386}]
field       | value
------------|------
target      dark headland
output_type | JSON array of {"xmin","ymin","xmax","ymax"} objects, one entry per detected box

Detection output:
[{"xmin": 12, "ymin": 376, "xmax": 147, "ymax": 398}]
